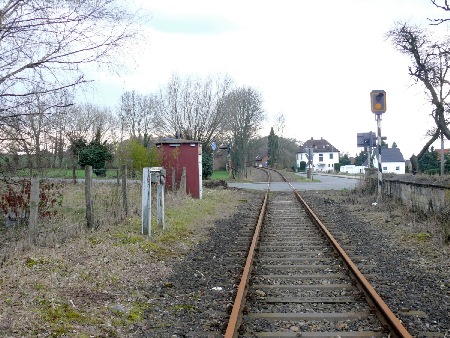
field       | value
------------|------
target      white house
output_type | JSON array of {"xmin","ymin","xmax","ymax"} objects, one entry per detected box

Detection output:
[
  {"xmin": 296, "ymin": 137, "xmax": 340, "ymax": 172},
  {"xmin": 373, "ymin": 147, "xmax": 405, "ymax": 174}
]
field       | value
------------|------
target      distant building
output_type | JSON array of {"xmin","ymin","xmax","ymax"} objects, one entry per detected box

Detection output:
[
  {"xmin": 436, "ymin": 148, "xmax": 450, "ymax": 161},
  {"xmin": 255, "ymin": 153, "xmax": 269, "ymax": 167},
  {"xmin": 373, "ymin": 147, "xmax": 405, "ymax": 174},
  {"xmin": 296, "ymin": 137, "xmax": 340, "ymax": 172},
  {"xmin": 340, "ymin": 165, "xmax": 366, "ymax": 174}
]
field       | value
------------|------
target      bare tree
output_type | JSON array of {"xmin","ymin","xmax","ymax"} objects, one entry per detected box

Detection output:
[
  {"xmin": 2, "ymin": 90, "xmax": 70, "ymax": 174},
  {"xmin": 119, "ymin": 91, "xmax": 141, "ymax": 140},
  {"xmin": 154, "ymin": 73, "xmax": 234, "ymax": 146},
  {"xmin": 224, "ymin": 86, "xmax": 265, "ymax": 178},
  {"xmin": 118, "ymin": 91, "xmax": 156, "ymax": 143},
  {"xmin": 139, "ymin": 94, "xmax": 158, "ymax": 145},
  {"xmin": 65, "ymin": 103, "xmax": 115, "ymax": 142},
  {"xmin": 274, "ymin": 113, "xmax": 286, "ymax": 137},
  {"xmin": 277, "ymin": 137, "xmax": 301, "ymax": 170},
  {"xmin": 430, "ymin": 0, "xmax": 450, "ymax": 24},
  {"xmin": 387, "ymin": 22, "xmax": 450, "ymax": 159},
  {"xmin": 0, "ymin": 0, "xmax": 144, "ymax": 117}
]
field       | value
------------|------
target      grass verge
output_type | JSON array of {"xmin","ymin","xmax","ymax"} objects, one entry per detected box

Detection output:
[{"xmin": 0, "ymin": 184, "xmax": 246, "ymax": 337}]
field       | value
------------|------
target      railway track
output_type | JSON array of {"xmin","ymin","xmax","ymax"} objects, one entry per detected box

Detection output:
[{"xmin": 225, "ymin": 168, "xmax": 411, "ymax": 338}]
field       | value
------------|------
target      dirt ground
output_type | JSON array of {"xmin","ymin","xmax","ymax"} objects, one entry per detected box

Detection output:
[{"xmin": 0, "ymin": 172, "xmax": 449, "ymax": 337}]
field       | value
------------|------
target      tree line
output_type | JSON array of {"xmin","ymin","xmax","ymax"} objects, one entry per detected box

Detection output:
[
  {"xmin": 0, "ymin": 72, "xmax": 272, "ymax": 179},
  {"xmin": 0, "ymin": 1, "xmax": 280, "ymax": 179}
]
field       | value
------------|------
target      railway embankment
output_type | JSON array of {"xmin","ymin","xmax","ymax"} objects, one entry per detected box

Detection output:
[{"xmin": 363, "ymin": 173, "xmax": 450, "ymax": 240}]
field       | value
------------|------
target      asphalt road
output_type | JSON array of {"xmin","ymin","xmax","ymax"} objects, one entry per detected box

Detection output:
[{"xmin": 227, "ymin": 173, "xmax": 361, "ymax": 191}]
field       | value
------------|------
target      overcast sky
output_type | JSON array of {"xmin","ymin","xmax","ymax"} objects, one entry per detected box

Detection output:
[{"xmin": 85, "ymin": 0, "xmax": 450, "ymax": 159}]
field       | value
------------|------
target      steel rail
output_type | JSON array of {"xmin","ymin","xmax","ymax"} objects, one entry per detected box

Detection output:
[
  {"xmin": 225, "ymin": 167, "xmax": 411, "ymax": 337},
  {"xmin": 294, "ymin": 191, "xmax": 412, "ymax": 338},
  {"xmin": 224, "ymin": 169, "xmax": 270, "ymax": 337}
]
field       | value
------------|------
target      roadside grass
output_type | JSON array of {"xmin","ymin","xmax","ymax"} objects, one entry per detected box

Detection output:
[
  {"xmin": 209, "ymin": 170, "xmax": 229, "ymax": 180},
  {"xmin": 0, "ymin": 181, "xmax": 245, "ymax": 337},
  {"xmin": 15, "ymin": 168, "xmax": 122, "ymax": 179}
]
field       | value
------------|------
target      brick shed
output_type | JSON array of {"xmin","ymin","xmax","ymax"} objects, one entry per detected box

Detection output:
[{"xmin": 156, "ymin": 138, "xmax": 202, "ymax": 199}]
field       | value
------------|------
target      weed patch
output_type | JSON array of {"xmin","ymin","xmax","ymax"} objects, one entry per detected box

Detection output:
[{"xmin": 410, "ymin": 232, "xmax": 433, "ymax": 242}]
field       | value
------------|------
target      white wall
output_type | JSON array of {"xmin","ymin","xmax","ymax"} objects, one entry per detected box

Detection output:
[
  {"xmin": 297, "ymin": 151, "xmax": 339, "ymax": 172},
  {"xmin": 340, "ymin": 165, "xmax": 366, "ymax": 174},
  {"xmin": 373, "ymin": 158, "xmax": 405, "ymax": 174},
  {"xmin": 382, "ymin": 162, "xmax": 405, "ymax": 174}
]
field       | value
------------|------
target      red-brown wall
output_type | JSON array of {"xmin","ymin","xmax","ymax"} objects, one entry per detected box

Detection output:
[{"xmin": 157, "ymin": 140, "xmax": 202, "ymax": 199}]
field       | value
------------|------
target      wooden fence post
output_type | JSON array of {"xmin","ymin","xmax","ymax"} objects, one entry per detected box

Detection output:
[
  {"xmin": 122, "ymin": 165, "xmax": 128, "ymax": 218},
  {"xmin": 180, "ymin": 167, "xmax": 186, "ymax": 194},
  {"xmin": 85, "ymin": 165, "xmax": 94, "ymax": 228},
  {"xmin": 29, "ymin": 177, "xmax": 39, "ymax": 245},
  {"xmin": 172, "ymin": 167, "xmax": 176, "ymax": 192},
  {"xmin": 72, "ymin": 165, "xmax": 77, "ymax": 184}
]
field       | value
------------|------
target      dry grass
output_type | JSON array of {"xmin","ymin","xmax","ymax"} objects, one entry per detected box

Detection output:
[
  {"xmin": 332, "ymin": 185, "xmax": 450, "ymax": 253},
  {"xmin": 0, "ymin": 181, "xmax": 246, "ymax": 337}
]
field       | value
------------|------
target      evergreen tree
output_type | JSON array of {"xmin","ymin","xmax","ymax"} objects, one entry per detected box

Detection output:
[
  {"xmin": 339, "ymin": 153, "xmax": 351, "ymax": 165},
  {"xmin": 202, "ymin": 151, "xmax": 213, "ymax": 179},
  {"xmin": 418, "ymin": 146, "xmax": 439, "ymax": 174},
  {"xmin": 78, "ymin": 128, "xmax": 113, "ymax": 176},
  {"xmin": 267, "ymin": 127, "xmax": 279, "ymax": 167},
  {"xmin": 354, "ymin": 150, "xmax": 367, "ymax": 166}
]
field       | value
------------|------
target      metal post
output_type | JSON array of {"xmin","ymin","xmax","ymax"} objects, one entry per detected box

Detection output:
[
  {"xmin": 441, "ymin": 130, "xmax": 445, "ymax": 176},
  {"xmin": 141, "ymin": 167, "xmax": 151, "ymax": 236},
  {"xmin": 156, "ymin": 177, "xmax": 161, "ymax": 226},
  {"xmin": 376, "ymin": 115, "xmax": 382, "ymax": 196},
  {"xmin": 370, "ymin": 89, "xmax": 386, "ymax": 197}
]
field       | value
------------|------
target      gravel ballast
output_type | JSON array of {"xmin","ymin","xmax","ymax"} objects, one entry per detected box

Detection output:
[{"xmin": 137, "ymin": 185, "xmax": 449, "ymax": 337}]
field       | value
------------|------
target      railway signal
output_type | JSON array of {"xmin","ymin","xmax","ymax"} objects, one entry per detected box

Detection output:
[
  {"xmin": 370, "ymin": 90, "xmax": 386, "ymax": 114},
  {"xmin": 370, "ymin": 90, "xmax": 386, "ymax": 197}
]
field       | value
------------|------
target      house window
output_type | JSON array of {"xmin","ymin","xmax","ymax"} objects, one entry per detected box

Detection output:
[
  {"xmin": 329, "ymin": 153, "xmax": 333, "ymax": 159},
  {"xmin": 319, "ymin": 154, "xmax": 323, "ymax": 162},
  {"xmin": 383, "ymin": 166, "xmax": 387, "ymax": 171},
  {"xmin": 396, "ymin": 166, "xmax": 400, "ymax": 171}
]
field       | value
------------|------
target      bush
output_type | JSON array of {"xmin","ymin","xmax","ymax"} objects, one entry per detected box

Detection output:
[
  {"xmin": 93, "ymin": 168, "xmax": 107, "ymax": 177},
  {"xmin": 299, "ymin": 161, "xmax": 306, "ymax": 171},
  {"xmin": 334, "ymin": 163, "xmax": 341, "ymax": 172},
  {"xmin": 202, "ymin": 152, "xmax": 213, "ymax": 179},
  {"xmin": 0, "ymin": 179, "xmax": 63, "ymax": 225}
]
